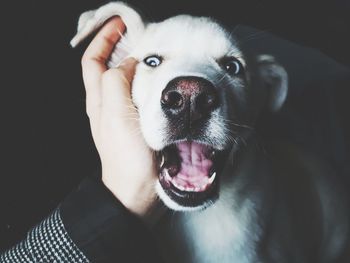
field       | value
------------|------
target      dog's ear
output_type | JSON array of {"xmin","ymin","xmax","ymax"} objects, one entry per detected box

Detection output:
[
  {"xmin": 256, "ymin": 55, "xmax": 288, "ymax": 111},
  {"xmin": 70, "ymin": 2, "xmax": 145, "ymax": 67}
]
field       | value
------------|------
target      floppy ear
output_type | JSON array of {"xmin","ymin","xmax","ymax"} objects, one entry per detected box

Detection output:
[
  {"xmin": 70, "ymin": 2, "xmax": 145, "ymax": 67},
  {"xmin": 256, "ymin": 55, "xmax": 288, "ymax": 111}
]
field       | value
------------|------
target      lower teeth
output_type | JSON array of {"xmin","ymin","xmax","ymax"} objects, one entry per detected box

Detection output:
[{"xmin": 163, "ymin": 169, "xmax": 217, "ymax": 192}]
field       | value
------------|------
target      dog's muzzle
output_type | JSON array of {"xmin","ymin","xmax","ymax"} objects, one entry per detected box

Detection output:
[{"xmin": 156, "ymin": 76, "xmax": 229, "ymax": 209}]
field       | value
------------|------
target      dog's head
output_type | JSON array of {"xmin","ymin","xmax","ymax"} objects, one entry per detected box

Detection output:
[{"xmin": 72, "ymin": 2, "xmax": 288, "ymax": 211}]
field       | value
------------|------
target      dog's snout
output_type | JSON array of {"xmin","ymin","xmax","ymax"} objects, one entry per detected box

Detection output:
[{"xmin": 161, "ymin": 76, "xmax": 219, "ymax": 122}]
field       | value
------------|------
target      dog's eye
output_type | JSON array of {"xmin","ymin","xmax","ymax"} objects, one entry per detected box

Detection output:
[
  {"xmin": 144, "ymin": 55, "xmax": 162, "ymax": 67},
  {"xmin": 222, "ymin": 57, "xmax": 243, "ymax": 75}
]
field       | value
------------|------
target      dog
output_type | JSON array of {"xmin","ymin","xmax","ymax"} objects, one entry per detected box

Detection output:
[{"xmin": 71, "ymin": 2, "xmax": 349, "ymax": 262}]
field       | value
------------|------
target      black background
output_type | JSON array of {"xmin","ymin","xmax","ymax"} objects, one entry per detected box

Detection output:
[{"xmin": 1, "ymin": 0, "xmax": 350, "ymax": 250}]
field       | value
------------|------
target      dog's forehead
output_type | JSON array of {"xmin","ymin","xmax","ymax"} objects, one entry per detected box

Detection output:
[{"xmin": 136, "ymin": 15, "xmax": 242, "ymax": 59}]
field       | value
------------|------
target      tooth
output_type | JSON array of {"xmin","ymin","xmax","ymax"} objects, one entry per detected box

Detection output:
[
  {"xmin": 164, "ymin": 169, "xmax": 172, "ymax": 180},
  {"xmin": 208, "ymin": 172, "xmax": 216, "ymax": 184},
  {"xmin": 172, "ymin": 180, "xmax": 185, "ymax": 191},
  {"xmin": 160, "ymin": 154, "xmax": 165, "ymax": 168},
  {"xmin": 171, "ymin": 179, "xmax": 177, "ymax": 186},
  {"xmin": 178, "ymin": 185, "xmax": 185, "ymax": 191}
]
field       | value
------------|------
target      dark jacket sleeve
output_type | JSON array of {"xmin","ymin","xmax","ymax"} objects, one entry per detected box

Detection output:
[
  {"xmin": 60, "ymin": 176, "xmax": 163, "ymax": 263},
  {"xmin": 0, "ymin": 176, "xmax": 163, "ymax": 263}
]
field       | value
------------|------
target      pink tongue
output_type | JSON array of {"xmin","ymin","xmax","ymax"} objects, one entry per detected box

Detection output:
[{"xmin": 173, "ymin": 142, "xmax": 213, "ymax": 187}]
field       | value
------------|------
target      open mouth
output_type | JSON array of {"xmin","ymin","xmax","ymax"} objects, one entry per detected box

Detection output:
[{"xmin": 156, "ymin": 141, "xmax": 227, "ymax": 209}]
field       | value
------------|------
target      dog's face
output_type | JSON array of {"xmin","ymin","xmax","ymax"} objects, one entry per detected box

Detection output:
[
  {"xmin": 72, "ymin": 2, "xmax": 288, "ymax": 211},
  {"xmin": 131, "ymin": 16, "xmax": 249, "ymax": 211}
]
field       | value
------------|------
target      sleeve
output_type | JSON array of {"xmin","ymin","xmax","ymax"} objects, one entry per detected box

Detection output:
[
  {"xmin": 1, "ymin": 176, "xmax": 163, "ymax": 263},
  {"xmin": 59, "ymin": 176, "xmax": 163, "ymax": 263},
  {"xmin": 0, "ymin": 209, "xmax": 90, "ymax": 263}
]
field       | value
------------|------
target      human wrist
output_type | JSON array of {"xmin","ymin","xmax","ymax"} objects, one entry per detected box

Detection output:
[
  {"xmin": 101, "ymin": 169, "xmax": 160, "ymax": 220},
  {"xmin": 102, "ymin": 178, "xmax": 155, "ymax": 214}
]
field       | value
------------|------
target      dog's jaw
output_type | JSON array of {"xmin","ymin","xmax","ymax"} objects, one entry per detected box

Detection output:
[{"xmin": 156, "ymin": 182, "xmax": 209, "ymax": 211}]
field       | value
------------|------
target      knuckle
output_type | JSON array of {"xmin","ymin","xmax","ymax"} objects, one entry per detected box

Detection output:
[
  {"xmin": 81, "ymin": 54, "xmax": 99, "ymax": 69},
  {"xmin": 81, "ymin": 54, "xmax": 90, "ymax": 67}
]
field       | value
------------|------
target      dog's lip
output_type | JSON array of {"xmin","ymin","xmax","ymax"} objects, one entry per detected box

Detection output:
[
  {"xmin": 156, "ymin": 140, "xmax": 225, "ymax": 207},
  {"xmin": 160, "ymin": 166, "xmax": 217, "ymax": 192},
  {"xmin": 159, "ymin": 170, "xmax": 220, "ymax": 207}
]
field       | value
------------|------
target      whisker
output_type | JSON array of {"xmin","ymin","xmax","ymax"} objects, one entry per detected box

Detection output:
[
  {"xmin": 119, "ymin": 96, "xmax": 136, "ymax": 104},
  {"xmin": 123, "ymin": 105, "xmax": 139, "ymax": 111},
  {"xmin": 219, "ymin": 117, "xmax": 254, "ymax": 130},
  {"xmin": 216, "ymin": 71, "xmax": 227, "ymax": 85},
  {"xmin": 123, "ymin": 111, "xmax": 139, "ymax": 115}
]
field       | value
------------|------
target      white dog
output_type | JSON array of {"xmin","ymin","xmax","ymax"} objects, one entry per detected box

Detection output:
[{"xmin": 71, "ymin": 2, "xmax": 349, "ymax": 262}]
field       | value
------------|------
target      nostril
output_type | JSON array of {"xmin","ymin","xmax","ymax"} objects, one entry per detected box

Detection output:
[
  {"xmin": 206, "ymin": 94, "xmax": 217, "ymax": 109},
  {"xmin": 161, "ymin": 91, "xmax": 184, "ymax": 109},
  {"xmin": 196, "ymin": 92, "xmax": 218, "ymax": 113},
  {"xmin": 162, "ymin": 76, "xmax": 218, "ymax": 120}
]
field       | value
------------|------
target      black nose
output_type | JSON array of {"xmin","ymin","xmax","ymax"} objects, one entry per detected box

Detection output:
[{"xmin": 161, "ymin": 76, "xmax": 219, "ymax": 122}]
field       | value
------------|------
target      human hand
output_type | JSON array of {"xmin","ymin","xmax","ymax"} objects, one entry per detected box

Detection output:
[{"xmin": 81, "ymin": 17, "xmax": 159, "ymax": 219}]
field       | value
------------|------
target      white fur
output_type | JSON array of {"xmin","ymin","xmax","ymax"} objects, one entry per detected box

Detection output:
[
  {"xmin": 69, "ymin": 0, "xmax": 291, "ymax": 206},
  {"xmin": 183, "ymin": 199, "xmax": 258, "ymax": 263},
  {"xmin": 71, "ymin": 0, "xmax": 249, "ymax": 212},
  {"xmin": 156, "ymin": 168, "xmax": 262, "ymax": 263},
  {"xmin": 130, "ymin": 16, "xmax": 243, "ymax": 154},
  {"xmin": 71, "ymin": 4, "xmax": 289, "ymax": 262},
  {"xmin": 205, "ymin": 110, "xmax": 233, "ymax": 150},
  {"xmin": 169, "ymin": 156, "xmax": 263, "ymax": 263},
  {"xmin": 71, "ymin": 2, "xmax": 245, "ymax": 154}
]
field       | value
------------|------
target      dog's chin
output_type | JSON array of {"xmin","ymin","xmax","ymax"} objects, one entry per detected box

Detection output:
[{"xmin": 155, "ymin": 140, "xmax": 229, "ymax": 211}]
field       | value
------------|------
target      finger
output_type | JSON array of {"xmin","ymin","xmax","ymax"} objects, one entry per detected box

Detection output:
[
  {"xmin": 82, "ymin": 17, "xmax": 125, "ymax": 92},
  {"xmin": 101, "ymin": 58, "xmax": 138, "ymax": 116},
  {"xmin": 82, "ymin": 17, "xmax": 125, "ymax": 120}
]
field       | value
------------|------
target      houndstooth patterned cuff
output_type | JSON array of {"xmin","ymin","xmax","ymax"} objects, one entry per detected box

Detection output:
[{"xmin": 0, "ymin": 209, "xmax": 90, "ymax": 263}]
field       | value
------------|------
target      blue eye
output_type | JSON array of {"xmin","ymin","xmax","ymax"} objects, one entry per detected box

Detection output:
[
  {"xmin": 222, "ymin": 57, "xmax": 243, "ymax": 75},
  {"xmin": 144, "ymin": 55, "xmax": 162, "ymax": 67}
]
